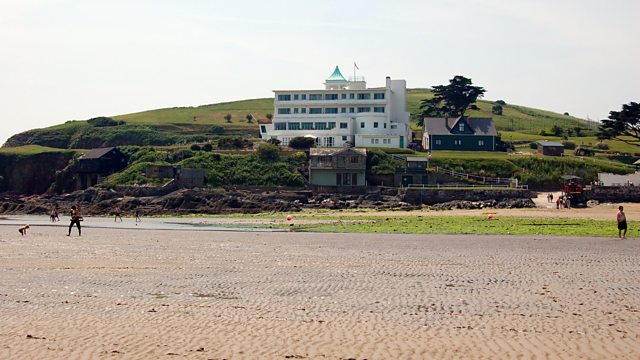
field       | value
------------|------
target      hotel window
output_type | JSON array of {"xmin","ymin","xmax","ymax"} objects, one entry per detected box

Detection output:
[
  {"xmin": 374, "ymin": 107, "xmax": 385, "ymax": 113},
  {"xmin": 301, "ymin": 94, "xmax": 307, "ymax": 100},
  {"xmin": 301, "ymin": 122, "xmax": 313, "ymax": 130},
  {"xmin": 357, "ymin": 107, "xmax": 371, "ymax": 113},
  {"xmin": 260, "ymin": 125, "xmax": 266, "ymax": 133},
  {"xmin": 325, "ymin": 94, "xmax": 338, "ymax": 100},
  {"xmin": 277, "ymin": 108, "xmax": 290, "ymax": 115},
  {"xmin": 357, "ymin": 93, "xmax": 371, "ymax": 100},
  {"xmin": 342, "ymin": 136, "xmax": 348, "ymax": 141},
  {"xmin": 309, "ymin": 94, "xmax": 323, "ymax": 100},
  {"xmin": 325, "ymin": 108, "xmax": 338, "ymax": 114},
  {"xmin": 327, "ymin": 122, "xmax": 336, "ymax": 129},
  {"xmin": 293, "ymin": 108, "xmax": 299, "ymax": 114},
  {"xmin": 324, "ymin": 137, "xmax": 334, "ymax": 147},
  {"xmin": 375, "ymin": 139, "xmax": 379, "ymax": 144},
  {"xmin": 478, "ymin": 140, "xmax": 485, "ymax": 146},
  {"xmin": 383, "ymin": 139, "xmax": 390, "ymax": 144},
  {"xmin": 435, "ymin": 139, "xmax": 442, "ymax": 145},
  {"xmin": 274, "ymin": 122, "xmax": 286, "ymax": 130},
  {"xmin": 349, "ymin": 107, "xmax": 355, "ymax": 113},
  {"xmin": 370, "ymin": 139, "xmax": 375, "ymax": 144},
  {"xmin": 454, "ymin": 139, "xmax": 462, "ymax": 145},
  {"xmin": 301, "ymin": 108, "xmax": 307, "ymax": 114},
  {"xmin": 390, "ymin": 124, "xmax": 397, "ymax": 129},
  {"xmin": 340, "ymin": 122, "xmax": 348, "ymax": 129},
  {"xmin": 341, "ymin": 108, "xmax": 346, "ymax": 113},
  {"xmin": 350, "ymin": 156, "xmax": 359, "ymax": 163},
  {"xmin": 374, "ymin": 93, "xmax": 385, "ymax": 100},
  {"xmin": 341, "ymin": 94, "xmax": 347, "ymax": 99},
  {"xmin": 281, "ymin": 137, "xmax": 289, "ymax": 145},
  {"xmin": 349, "ymin": 93, "xmax": 355, "ymax": 99},
  {"xmin": 315, "ymin": 122, "xmax": 327, "ymax": 130},
  {"xmin": 288, "ymin": 122, "xmax": 300, "ymax": 130},
  {"xmin": 459, "ymin": 123, "xmax": 464, "ymax": 131},
  {"xmin": 360, "ymin": 122, "xmax": 365, "ymax": 128},
  {"xmin": 277, "ymin": 94, "xmax": 291, "ymax": 101},
  {"xmin": 384, "ymin": 123, "xmax": 387, "ymax": 128},
  {"xmin": 293, "ymin": 94, "xmax": 299, "ymax": 100},
  {"xmin": 374, "ymin": 122, "xmax": 379, "ymax": 128},
  {"xmin": 309, "ymin": 108, "xmax": 322, "ymax": 114}
]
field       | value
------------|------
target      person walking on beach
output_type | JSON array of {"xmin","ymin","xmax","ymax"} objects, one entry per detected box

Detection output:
[
  {"xmin": 114, "ymin": 206, "xmax": 123, "ymax": 222},
  {"xmin": 617, "ymin": 206, "xmax": 627, "ymax": 239},
  {"xmin": 54, "ymin": 207, "xmax": 60, "ymax": 221},
  {"xmin": 134, "ymin": 208, "xmax": 141, "ymax": 223},
  {"xmin": 50, "ymin": 207, "xmax": 57, "ymax": 222},
  {"xmin": 67, "ymin": 205, "xmax": 82, "ymax": 237}
]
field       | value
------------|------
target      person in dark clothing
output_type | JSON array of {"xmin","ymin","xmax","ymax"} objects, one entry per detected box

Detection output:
[{"xmin": 67, "ymin": 205, "xmax": 82, "ymax": 236}]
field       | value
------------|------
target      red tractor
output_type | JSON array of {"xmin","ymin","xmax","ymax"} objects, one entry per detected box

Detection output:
[{"xmin": 560, "ymin": 175, "xmax": 587, "ymax": 207}]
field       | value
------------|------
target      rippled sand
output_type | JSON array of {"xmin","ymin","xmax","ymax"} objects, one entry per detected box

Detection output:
[{"xmin": 1, "ymin": 227, "xmax": 639, "ymax": 359}]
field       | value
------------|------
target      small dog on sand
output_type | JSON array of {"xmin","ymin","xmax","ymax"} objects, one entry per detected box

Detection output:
[{"xmin": 18, "ymin": 224, "xmax": 29, "ymax": 236}]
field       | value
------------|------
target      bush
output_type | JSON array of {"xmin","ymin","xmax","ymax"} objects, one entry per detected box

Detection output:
[
  {"xmin": 190, "ymin": 144, "xmax": 202, "ymax": 151},
  {"xmin": 495, "ymin": 100, "xmax": 506, "ymax": 105},
  {"xmin": 267, "ymin": 138, "xmax": 281, "ymax": 146},
  {"xmin": 529, "ymin": 142, "xmax": 538, "ymax": 149},
  {"xmin": 87, "ymin": 117, "xmax": 125, "ymax": 127},
  {"xmin": 561, "ymin": 140, "xmax": 576, "ymax": 150},
  {"xmin": 202, "ymin": 143, "xmax": 213, "ymax": 152},
  {"xmin": 218, "ymin": 137, "xmax": 252, "ymax": 149},
  {"xmin": 288, "ymin": 136, "xmax": 316, "ymax": 149},
  {"xmin": 539, "ymin": 130, "xmax": 548, "ymax": 136},
  {"xmin": 491, "ymin": 104, "xmax": 503, "ymax": 115},
  {"xmin": 210, "ymin": 125, "xmax": 225, "ymax": 135},
  {"xmin": 595, "ymin": 142, "xmax": 609, "ymax": 150},
  {"xmin": 257, "ymin": 143, "xmax": 280, "ymax": 161}
]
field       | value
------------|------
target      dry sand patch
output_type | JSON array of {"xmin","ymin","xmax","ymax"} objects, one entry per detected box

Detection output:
[{"xmin": 1, "ymin": 228, "xmax": 639, "ymax": 359}]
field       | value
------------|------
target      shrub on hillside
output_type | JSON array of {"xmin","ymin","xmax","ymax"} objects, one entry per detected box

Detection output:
[
  {"xmin": 190, "ymin": 144, "xmax": 202, "ymax": 151},
  {"xmin": 210, "ymin": 125, "xmax": 225, "ymax": 135},
  {"xmin": 202, "ymin": 143, "xmax": 213, "ymax": 152},
  {"xmin": 492, "ymin": 104, "xmax": 503, "ymax": 115},
  {"xmin": 257, "ymin": 143, "xmax": 280, "ymax": 161},
  {"xmin": 218, "ymin": 137, "xmax": 252, "ymax": 149},
  {"xmin": 288, "ymin": 136, "xmax": 316, "ymax": 149},
  {"xmin": 495, "ymin": 100, "xmax": 506, "ymax": 105},
  {"xmin": 595, "ymin": 142, "xmax": 609, "ymax": 150},
  {"xmin": 266, "ymin": 138, "xmax": 281, "ymax": 146},
  {"xmin": 529, "ymin": 142, "xmax": 538, "ymax": 149},
  {"xmin": 87, "ymin": 117, "xmax": 125, "ymax": 127},
  {"xmin": 562, "ymin": 140, "xmax": 576, "ymax": 150},
  {"xmin": 168, "ymin": 149, "xmax": 194, "ymax": 163}
]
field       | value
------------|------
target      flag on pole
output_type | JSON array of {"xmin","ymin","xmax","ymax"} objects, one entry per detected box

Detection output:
[{"xmin": 354, "ymin": 62, "xmax": 359, "ymax": 70}]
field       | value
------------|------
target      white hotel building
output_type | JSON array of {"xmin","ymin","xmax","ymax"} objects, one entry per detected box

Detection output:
[{"xmin": 259, "ymin": 66, "xmax": 411, "ymax": 148}]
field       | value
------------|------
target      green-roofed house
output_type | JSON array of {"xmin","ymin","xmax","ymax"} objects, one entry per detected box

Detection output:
[{"xmin": 422, "ymin": 116, "xmax": 498, "ymax": 151}]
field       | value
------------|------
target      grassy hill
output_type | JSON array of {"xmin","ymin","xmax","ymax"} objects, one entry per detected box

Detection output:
[{"xmin": 4, "ymin": 90, "xmax": 602, "ymax": 151}]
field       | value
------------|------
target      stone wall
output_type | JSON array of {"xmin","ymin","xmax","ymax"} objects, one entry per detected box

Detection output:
[
  {"xmin": 403, "ymin": 188, "xmax": 536, "ymax": 205},
  {"xmin": 587, "ymin": 186, "xmax": 640, "ymax": 203}
]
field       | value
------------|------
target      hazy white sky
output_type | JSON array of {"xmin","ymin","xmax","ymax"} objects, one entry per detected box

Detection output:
[{"xmin": 1, "ymin": 0, "xmax": 638, "ymax": 146}]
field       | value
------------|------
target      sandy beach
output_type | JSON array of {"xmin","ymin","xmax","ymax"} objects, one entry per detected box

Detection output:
[{"xmin": 1, "ymin": 224, "xmax": 640, "ymax": 359}]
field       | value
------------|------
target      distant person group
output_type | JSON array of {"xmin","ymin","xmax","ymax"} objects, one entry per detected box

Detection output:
[{"xmin": 18, "ymin": 205, "xmax": 142, "ymax": 237}]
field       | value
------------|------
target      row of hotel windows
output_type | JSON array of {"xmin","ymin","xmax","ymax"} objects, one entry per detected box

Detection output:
[
  {"xmin": 274, "ymin": 121, "xmax": 394, "ymax": 130},
  {"xmin": 370, "ymin": 138, "xmax": 393, "ymax": 145},
  {"xmin": 277, "ymin": 93, "xmax": 385, "ymax": 101},
  {"xmin": 280, "ymin": 136, "xmax": 338, "ymax": 147},
  {"xmin": 433, "ymin": 139, "xmax": 485, "ymax": 146},
  {"xmin": 278, "ymin": 107, "xmax": 385, "ymax": 115}
]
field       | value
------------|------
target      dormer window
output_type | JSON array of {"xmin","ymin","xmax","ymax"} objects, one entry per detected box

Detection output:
[{"xmin": 459, "ymin": 123, "xmax": 464, "ymax": 131}]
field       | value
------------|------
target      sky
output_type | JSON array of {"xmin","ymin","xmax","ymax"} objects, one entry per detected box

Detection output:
[{"xmin": 1, "ymin": 0, "xmax": 639, "ymax": 146}]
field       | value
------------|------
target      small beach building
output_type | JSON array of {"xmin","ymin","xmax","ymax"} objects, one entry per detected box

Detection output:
[
  {"xmin": 73, "ymin": 147, "xmax": 127, "ymax": 189},
  {"xmin": 537, "ymin": 141, "xmax": 564, "ymax": 156},
  {"xmin": 309, "ymin": 147, "xmax": 367, "ymax": 190}
]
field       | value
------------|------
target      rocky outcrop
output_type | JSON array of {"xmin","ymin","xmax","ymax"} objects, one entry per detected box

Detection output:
[
  {"xmin": 0, "ymin": 186, "xmax": 535, "ymax": 216},
  {"xmin": 0, "ymin": 152, "xmax": 76, "ymax": 195}
]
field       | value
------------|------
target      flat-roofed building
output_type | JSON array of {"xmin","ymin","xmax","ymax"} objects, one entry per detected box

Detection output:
[{"xmin": 259, "ymin": 66, "xmax": 411, "ymax": 148}]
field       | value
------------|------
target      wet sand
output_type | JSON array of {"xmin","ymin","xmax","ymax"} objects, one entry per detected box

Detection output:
[{"xmin": 1, "ymin": 227, "xmax": 639, "ymax": 359}]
